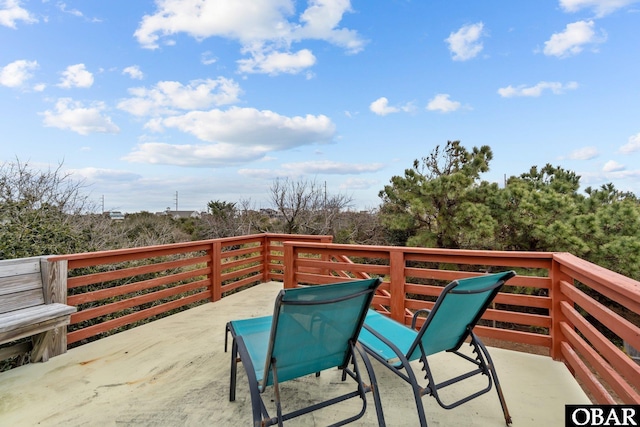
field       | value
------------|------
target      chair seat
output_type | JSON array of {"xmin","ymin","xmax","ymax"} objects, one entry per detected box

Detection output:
[
  {"xmin": 359, "ymin": 310, "xmax": 418, "ymax": 365},
  {"xmin": 228, "ymin": 315, "xmax": 272, "ymax": 383}
]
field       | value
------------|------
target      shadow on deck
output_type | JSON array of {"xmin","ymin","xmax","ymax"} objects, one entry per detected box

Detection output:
[{"xmin": 0, "ymin": 282, "xmax": 590, "ymax": 426}]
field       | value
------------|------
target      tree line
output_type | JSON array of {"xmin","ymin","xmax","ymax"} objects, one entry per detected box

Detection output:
[
  {"xmin": 379, "ymin": 141, "xmax": 640, "ymax": 280},
  {"xmin": 1, "ymin": 141, "xmax": 639, "ymax": 281}
]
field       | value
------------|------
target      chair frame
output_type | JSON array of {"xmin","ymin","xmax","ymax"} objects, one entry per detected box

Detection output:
[
  {"xmin": 225, "ymin": 278, "xmax": 385, "ymax": 427},
  {"xmin": 359, "ymin": 271, "xmax": 516, "ymax": 427}
]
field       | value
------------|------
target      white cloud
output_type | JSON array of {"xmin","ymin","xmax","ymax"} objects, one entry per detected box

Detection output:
[
  {"xmin": 58, "ymin": 64, "xmax": 94, "ymax": 88},
  {"xmin": 0, "ymin": 59, "xmax": 38, "ymax": 87},
  {"xmin": 369, "ymin": 97, "xmax": 398, "ymax": 116},
  {"xmin": 238, "ymin": 162, "xmax": 382, "ymax": 180},
  {"xmin": 279, "ymin": 160, "xmax": 384, "ymax": 174},
  {"xmin": 293, "ymin": 0, "xmax": 365, "ymax": 54},
  {"xmin": 619, "ymin": 133, "xmax": 640, "ymax": 154},
  {"xmin": 603, "ymin": 160, "xmax": 625, "ymax": 172},
  {"xmin": 127, "ymin": 142, "xmax": 224, "ymax": 167},
  {"xmin": 70, "ymin": 167, "xmax": 142, "ymax": 182},
  {"xmin": 543, "ymin": 20, "xmax": 606, "ymax": 58},
  {"xmin": 41, "ymin": 98, "xmax": 120, "ymax": 135},
  {"xmin": 445, "ymin": 22, "xmax": 485, "ymax": 61},
  {"xmin": 401, "ymin": 102, "xmax": 417, "ymax": 113},
  {"xmin": 369, "ymin": 97, "xmax": 414, "ymax": 116},
  {"xmin": 123, "ymin": 65, "xmax": 144, "ymax": 80},
  {"xmin": 0, "ymin": 0, "xmax": 37, "ymax": 28},
  {"xmin": 426, "ymin": 94, "xmax": 461, "ymax": 113},
  {"xmin": 57, "ymin": 2, "xmax": 83, "ymax": 18},
  {"xmin": 118, "ymin": 77, "xmax": 241, "ymax": 117},
  {"xmin": 237, "ymin": 48, "xmax": 316, "ymax": 75},
  {"xmin": 124, "ymin": 107, "xmax": 336, "ymax": 166},
  {"xmin": 133, "ymin": 0, "xmax": 365, "ymax": 74},
  {"xmin": 201, "ymin": 51, "xmax": 217, "ymax": 65},
  {"xmin": 498, "ymin": 81, "xmax": 579, "ymax": 97},
  {"xmin": 339, "ymin": 177, "xmax": 379, "ymax": 190},
  {"xmin": 134, "ymin": 0, "xmax": 293, "ymax": 48},
  {"xmin": 123, "ymin": 142, "xmax": 269, "ymax": 167},
  {"xmin": 568, "ymin": 146, "xmax": 599, "ymax": 160},
  {"xmin": 159, "ymin": 106, "xmax": 335, "ymax": 145},
  {"xmin": 237, "ymin": 168, "xmax": 284, "ymax": 179},
  {"xmin": 580, "ymin": 169, "xmax": 640, "ymax": 190},
  {"xmin": 559, "ymin": 0, "xmax": 640, "ymax": 17}
]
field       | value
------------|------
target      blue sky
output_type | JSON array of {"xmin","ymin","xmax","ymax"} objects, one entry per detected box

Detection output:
[{"xmin": 1, "ymin": 0, "xmax": 639, "ymax": 213}]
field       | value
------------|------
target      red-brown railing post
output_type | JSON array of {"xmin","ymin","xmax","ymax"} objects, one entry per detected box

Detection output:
[
  {"xmin": 262, "ymin": 234, "xmax": 271, "ymax": 283},
  {"xmin": 211, "ymin": 241, "xmax": 222, "ymax": 301},
  {"xmin": 550, "ymin": 254, "xmax": 571, "ymax": 361},
  {"xmin": 283, "ymin": 242, "xmax": 296, "ymax": 289},
  {"xmin": 389, "ymin": 249, "xmax": 406, "ymax": 324},
  {"xmin": 318, "ymin": 236, "xmax": 332, "ymax": 278}
]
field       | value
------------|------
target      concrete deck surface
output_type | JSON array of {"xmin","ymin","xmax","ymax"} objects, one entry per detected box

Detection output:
[{"xmin": 0, "ymin": 281, "xmax": 590, "ymax": 426}]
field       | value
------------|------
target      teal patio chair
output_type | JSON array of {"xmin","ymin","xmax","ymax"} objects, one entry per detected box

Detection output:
[
  {"xmin": 359, "ymin": 271, "xmax": 516, "ymax": 426},
  {"xmin": 225, "ymin": 278, "xmax": 385, "ymax": 427}
]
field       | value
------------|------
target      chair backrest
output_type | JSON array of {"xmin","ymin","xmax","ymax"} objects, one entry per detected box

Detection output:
[
  {"xmin": 407, "ymin": 271, "xmax": 516, "ymax": 360},
  {"xmin": 262, "ymin": 278, "xmax": 381, "ymax": 388}
]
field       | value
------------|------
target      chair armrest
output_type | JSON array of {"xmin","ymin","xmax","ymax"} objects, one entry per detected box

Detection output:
[{"xmin": 411, "ymin": 309, "xmax": 431, "ymax": 330}]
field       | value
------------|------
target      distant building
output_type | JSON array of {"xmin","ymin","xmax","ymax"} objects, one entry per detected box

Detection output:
[
  {"xmin": 259, "ymin": 208, "xmax": 279, "ymax": 218},
  {"xmin": 159, "ymin": 210, "xmax": 202, "ymax": 220},
  {"xmin": 105, "ymin": 211, "xmax": 125, "ymax": 221}
]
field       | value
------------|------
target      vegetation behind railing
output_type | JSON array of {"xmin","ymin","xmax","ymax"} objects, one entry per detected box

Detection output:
[
  {"xmin": 49, "ymin": 233, "xmax": 330, "ymax": 347},
  {"xmin": 281, "ymin": 241, "xmax": 640, "ymax": 405}
]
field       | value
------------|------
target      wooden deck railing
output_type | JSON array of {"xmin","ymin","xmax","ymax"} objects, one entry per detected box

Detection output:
[
  {"xmin": 281, "ymin": 241, "xmax": 640, "ymax": 405},
  {"xmin": 48, "ymin": 233, "xmax": 330, "ymax": 346},
  {"xmin": 42, "ymin": 233, "xmax": 639, "ymax": 404}
]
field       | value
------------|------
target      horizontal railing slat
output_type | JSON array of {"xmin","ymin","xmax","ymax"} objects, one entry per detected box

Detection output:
[
  {"xmin": 561, "ymin": 341, "xmax": 616, "ymax": 404},
  {"xmin": 561, "ymin": 280, "xmax": 640, "ymax": 351},
  {"xmin": 473, "ymin": 325, "xmax": 551, "ymax": 347},
  {"xmin": 556, "ymin": 253, "xmax": 640, "ymax": 314},
  {"xmin": 67, "ymin": 291, "xmax": 210, "ymax": 345},
  {"xmin": 70, "ymin": 279, "xmax": 210, "ymax": 324},
  {"xmin": 561, "ymin": 301, "xmax": 640, "ymax": 389},
  {"xmin": 221, "ymin": 254, "xmax": 262, "ymax": 271},
  {"xmin": 560, "ymin": 321, "xmax": 640, "ymax": 404},
  {"xmin": 68, "ymin": 267, "xmax": 210, "ymax": 306},
  {"xmin": 67, "ymin": 255, "xmax": 210, "ymax": 289},
  {"xmin": 220, "ymin": 275, "xmax": 262, "ymax": 294}
]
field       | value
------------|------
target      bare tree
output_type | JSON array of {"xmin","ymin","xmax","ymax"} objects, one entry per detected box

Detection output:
[
  {"xmin": 0, "ymin": 159, "xmax": 93, "ymax": 213},
  {"xmin": 269, "ymin": 177, "xmax": 353, "ymax": 235},
  {"xmin": 0, "ymin": 160, "xmax": 97, "ymax": 258},
  {"xmin": 236, "ymin": 198, "xmax": 271, "ymax": 235},
  {"xmin": 332, "ymin": 208, "xmax": 387, "ymax": 245}
]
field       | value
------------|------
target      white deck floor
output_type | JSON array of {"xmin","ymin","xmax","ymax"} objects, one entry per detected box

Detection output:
[{"xmin": 0, "ymin": 281, "xmax": 590, "ymax": 426}]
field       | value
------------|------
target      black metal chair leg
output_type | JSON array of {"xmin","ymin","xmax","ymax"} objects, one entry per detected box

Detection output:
[
  {"xmin": 475, "ymin": 336, "xmax": 512, "ymax": 425},
  {"xmin": 355, "ymin": 343, "xmax": 386, "ymax": 427},
  {"xmin": 229, "ymin": 339, "xmax": 238, "ymax": 401}
]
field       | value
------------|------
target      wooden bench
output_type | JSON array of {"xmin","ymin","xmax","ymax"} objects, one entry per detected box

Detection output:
[{"xmin": 0, "ymin": 256, "xmax": 76, "ymax": 363}]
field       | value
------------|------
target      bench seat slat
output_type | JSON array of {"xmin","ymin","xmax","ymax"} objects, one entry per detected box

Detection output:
[
  {"xmin": 0, "ymin": 304, "xmax": 76, "ymax": 336},
  {"xmin": 0, "ymin": 315, "xmax": 73, "ymax": 344}
]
